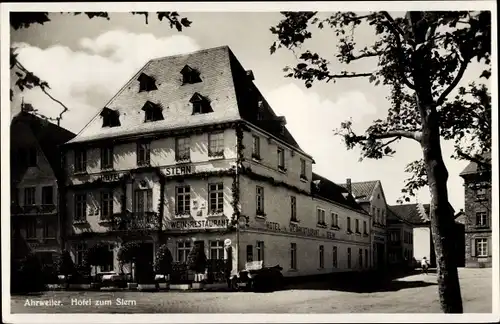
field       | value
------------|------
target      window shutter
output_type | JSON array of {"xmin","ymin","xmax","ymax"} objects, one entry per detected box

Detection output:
[
  {"xmin": 488, "ymin": 237, "xmax": 492, "ymax": 257},
  {"xmin": 470, "ymin": 239, "xmax": 476, "ymax": 257}
]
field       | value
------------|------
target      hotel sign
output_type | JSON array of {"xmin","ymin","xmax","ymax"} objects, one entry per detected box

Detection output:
[
  {"xmin": 165, "ymin": 219, "xmax": 229, "ymax": 230},
  {"xmin": 164, "ymin": 165, "xmax": 194, "ymax": 177},
  {"xmin": 100, "ymin": 172, "xmax": 127, "ymax": 182},
  {"xmin": 265, "ymin": 221, "xmax": 336, "ymax": 240}
]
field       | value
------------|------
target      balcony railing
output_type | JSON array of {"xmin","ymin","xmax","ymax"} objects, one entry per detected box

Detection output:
[
  {"xmin": 112, "ymin": 211, "xmax": 160, "ymax": 231},
  {"xmin": 11, "ymin": 204, "xmax": 56, "ymax": 214}
]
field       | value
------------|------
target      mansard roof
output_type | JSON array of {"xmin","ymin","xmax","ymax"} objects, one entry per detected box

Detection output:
[{"xmin": 66, "ymin": 45, "xmax": 305, "ymax": 155}]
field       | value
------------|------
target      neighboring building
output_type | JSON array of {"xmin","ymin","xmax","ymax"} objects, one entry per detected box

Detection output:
[
  {"xmin": 460, "ymin": 153, "xmax": 492, "ymax": 268},
  {"xmin": 386, "ymin": 206, "xmax": 414, "ymax": 268},
  {"xmin": 340, "ymin": 180, "xmax": 388, "ymax": 270},
  {"xmin": 61, "ymin": 46, "xmax": 371, "ymax": 278},
  {"xmin": 10, "ymin": 110, "xmax": 76, "ymax": 265},
  {"xmin": 388, "ymin": 203, "xmax": 462, "ymax": 268}
]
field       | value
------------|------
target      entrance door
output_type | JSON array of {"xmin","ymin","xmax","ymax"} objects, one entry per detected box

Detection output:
[{"xmin": 377, "ymin": 243, "xmax": 385, "ymax": 269}]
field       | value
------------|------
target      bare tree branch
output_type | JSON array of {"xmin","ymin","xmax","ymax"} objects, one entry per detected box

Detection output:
[
  {"xmin": 327, "ymin": 72, "xmax": 373, "ymax": 81},
  {"xmin": 436, "ymin": 60, "xmax": 469, "ymax": 106},
  {"xmin": 355, "ymin": 130, "xmax": 422, "ymax": 142}
]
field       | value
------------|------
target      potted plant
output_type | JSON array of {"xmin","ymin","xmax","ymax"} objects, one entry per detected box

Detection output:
[
  {"xmin": 117, "ymin": 241, "xmax": 143, "ymax": 290},
  {"xmin": 55, "ymin": 250, "xmax": 75, "ymax": 289},
  {"xmin": 154, "ymin": 244, "xmax": 173, "ymax": 290},
  {"xmin": 84, "ymin": 243, "xmax": 111, "ymax": 290},
  {"xmin": 187, "ymin": 244, "xmax": 207, "ymax": 290},
  {"xmin": 11, "ymin": 253, "xmax": 46, "ymax": 294}
]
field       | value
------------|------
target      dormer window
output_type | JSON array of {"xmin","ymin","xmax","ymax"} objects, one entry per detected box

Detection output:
[
  {"xmin": 137, "ymin": 73, "xmax": 157, "ymax": 92},
  {"xmin": 100, "ymin": 107, "xmax": 121, "ymax": 128},
  {"xmin": 141, "ymin": 101, "xmax": 164, "ymax": 122},
  {"xmin": 181, "ymin": 65, "xmax": 202, "ymax": 84},
  {"xmin": 190, "ymin": 93, "xmax": 213, "ymax": 115}
]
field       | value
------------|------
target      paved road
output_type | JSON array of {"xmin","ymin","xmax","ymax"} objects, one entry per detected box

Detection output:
[{"xmin": 11, "ymin": 268, "xmax": 492, "ymax": 313}]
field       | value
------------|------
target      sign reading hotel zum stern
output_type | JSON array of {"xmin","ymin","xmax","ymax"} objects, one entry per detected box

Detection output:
[{"xmin": 164, "ymin": 165, "xmax": 194, "ymax": 176}]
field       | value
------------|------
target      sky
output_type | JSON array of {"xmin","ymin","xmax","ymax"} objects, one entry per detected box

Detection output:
[{"xmin": 9, "ymin": 11, "xmax": 486, "ymax": 211}]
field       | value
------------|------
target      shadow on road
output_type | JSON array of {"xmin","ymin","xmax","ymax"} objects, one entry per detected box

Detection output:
[{"xmin": 283, "ymin": 271, "xmax": 438, "ymax": 293}]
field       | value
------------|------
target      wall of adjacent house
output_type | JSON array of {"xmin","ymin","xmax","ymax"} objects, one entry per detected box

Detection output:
[{"xmin": 413, "ymin": 226, "xmax": 431, "ymax": 263}]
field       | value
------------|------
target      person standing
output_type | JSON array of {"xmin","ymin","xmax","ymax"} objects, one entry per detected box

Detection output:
[{"xmin": 421, "ymin": 257, "xmax": 429, "ymax": 275}]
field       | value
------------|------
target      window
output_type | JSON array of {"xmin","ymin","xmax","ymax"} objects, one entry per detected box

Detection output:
[
  {"xmin": 256, "ymin": 241, "xmax": 265, "ymax": 265},
  {"xmin": 181, "ymin": 65, "xmax": 202, "ymax": 84},
  {"xmin": 319, "ymin": 245, "xmax": 324, "ymax": 269},
  {"xmin": 475, "ymin": 238, "xmax": 488, "ymax": 257},
  {"xmin": 317, "ymin": 208, "xmax": 326, "ymax": 225},
  {"xmin": 246, "ymin": 245, "xmax": 253, "ymax": 262},
  {"xmin": 24, "ymin": 187, "xmax": 36, "ymax": 206},
  {"xmin": 177, "ymin": 241, "xmax": 192, "ymax": 263},
  {"xmin": 476, "ymin": 212, "xmax": 488, "ymax": 227},
  {"xmin": 190, "ymin": 93, "xmax": 212, "ymax": 114},
  {"xmin": 138, "ymin": 73, "xmax": 158, "ymax": 92},
  {"xmin": 26, "ymin": 219, "xmax": 37, "ymax": 239},
  {"xmin": 359, "ymin": 249, "xmax": 363, "ymax": 268},
  {"xmin": 209, "ymin": 183, "xmax": 224, "ymax": 214},
  {"xmin": 100, "ymin": 191, "xmax": 114, "ymax": 220},
  {"xmin": 175, "ymin": 186, "xmax": 191, "ymax": 216},
  {"xmin": 137, "ymin": 141, "xmax": 151, "ymax": 166},
  {"xmin": 74, "ymin": 149, "xmax": 87, "ymax": 173},
  {"xmin": 134, "ymin": 189, "xmax": 153, "ymax": 215},
  {"xmin": 390, "ymin": 231, "xmax": 400, "ymax": 242},
  {"xmin": 27, "ymin": 147, "xmax": 37, "ymax": 167},
  {"xmin": 355, "ymin": 219, "xmax": 360, "ymax": 233},
  {"xmin": 142, "ymin": 101, "xmax": 164, "ymax": 122},
  {"xmin": 376, "ymin": 208, "xmax": 380, "ymax": 224},
  {"xmin": 175, "ymin": 137, "xmax": 191, "ymax": 161},
  {"xmin": 74, "ymin": 193, "xmax": 87, "ymax": 222},
  {"xmin": 381, "ymin": 210, "xmax": 385, "ymax": 225},
  {"xmin": 210, "ymin": 241, "xmax": 224, "ymax": 260},
  {"xmin": 347, "ymin": 247, "xmax": 352, "ymax": 268},
  {"xmin": 365, "ymin": 249, "xmax": 369, "ymax": 268},
  {"xmin": 332, "ymin": 246, "xmax": 338, "ymax": 268},
  {"xmin": 74, "ymin": 243, "xmax": 87, "ymax": 266},
  {"xmin": 300, "ymin": 158, "xmax": 306, "ymax": 179},
  {"xmin": 100, "ymin": 108, "xmax": 121, "ymax": 127},
  {"xmin": 99, "ymin": 244, "xmax": 114, "ymax": 272},
  {"xmin": 43, "ymin": 220, "xmax": 56, "ymax": 239},
  {"xmin": 252, "ymin": 135, "xmax": 260, "ymax": 159},
  {"xmin": 347, "ymin": 217, "xmax": 352, "ymax": 232},
  {"xmin": 290, "ymin": 196, "xmax": 297, "ymax": 221},
  {"xmin": 331, "ymin": 212, "xmax": 339, "ymax": 228},
  {"xmin": 476, "ymin": 187, "xmax": 486, "ymax": 200},
  {"xmin": 256, "ymin": 186, "xmax": 265, "ymax": 215},
  {"xmin": 101, "ymin": 146, "xmax": 113, "ymax": 170},
  {"xmin": 290, "ymin": 243, "xmax": 297, "ymax": 270},
  {"xmin": 363, "ymin": 221, "xmax": 368, "ymax": 235},
  {"xmin": 208, "ymin": 132, "xmax": 224, "ymax": 157},
  {"xmin": 277, "ymin": 147, "xmax": 285, "ymax": 171}
]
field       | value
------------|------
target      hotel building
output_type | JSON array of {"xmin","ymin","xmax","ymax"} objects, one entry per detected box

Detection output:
[{"xmin": 62, "ymin": 46, "xmax": 371, "ymax": 277}]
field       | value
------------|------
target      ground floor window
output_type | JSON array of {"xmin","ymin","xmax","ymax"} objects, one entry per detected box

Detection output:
[
  {"xmin": 290, "ymin": 243, "xmax": 297, "ymax": 270},
  {"xmin": 365, "ymin": 249, "xmax": 369, "ymax": 268},
  {"xmin": 100, "ymin": 244, "xmax": 114, "ymax": 272},
  {"xmin": 43, "ymin": 219, "xmax": 56, "ymax": 238},
  {"xmin": 332, "ymin": 246, "xmax": 337, "ymax": 268},
  {"xmin": 177, "ymin": 241, "xmax": 192, "ymax": 263},
  {"xmin": 246, "ymin": 245, "xmax": 253, "ymax": 262},
  {"xmin": 319, "ymin": 245, "xmax": 324, "ymax": 269},
  {"xmin": 347, "ymin": 248, "xmax": 352, "ymax": 268},
  {"xmin": 359, "ymin": 248, "xmax": 363, "ymax": 268},
  {"xmin": 209, "ymin": 240, "xmax": 224, "ymax": 260},
  {"xmin": 74, "ymin": 242, "xmax": 87, "ymax": 266},
  {"xmin": 26, "ymin": 218, "xmax": 37, "ymax": 239},
  {"xmin": 475, "ymin": 238, "xmax": 488, "ymax": 257},
  {"xmin": 256, "ymin": 241, "xmax": 265, "ymax": 265}
]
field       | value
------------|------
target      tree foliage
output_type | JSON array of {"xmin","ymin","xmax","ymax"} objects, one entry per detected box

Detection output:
[
  {"xmin": 117, "ymin": 241, "xmax": 145, "ymax": 264},
  {"xmin": 270, "ymin": 10, "xmax": 491, "ymax": 313},
  {"xmin": 270, "ymin": 11, "xmax": 491, "ymax": 203},
  {"xmin": 10, "ymin": 11, "xmax": 192, "ymax": 125},
  {"xmin": 154, "ymin": 244, "xmax": 174, "ymax": 275}
]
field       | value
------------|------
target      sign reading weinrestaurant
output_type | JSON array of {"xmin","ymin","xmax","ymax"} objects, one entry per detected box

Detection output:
[
  {"xmin": 265, "ymin": 221, "xmax": 336, "ymax": 240},
  {"xmin": 165, "ymin": 219, "xmax": 230, "ymax": 230}
]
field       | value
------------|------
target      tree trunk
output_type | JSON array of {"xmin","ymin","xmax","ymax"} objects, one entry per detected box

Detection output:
[{"xmin": 408, "ymin": 11, "xmax": 464, "ymax": 313}]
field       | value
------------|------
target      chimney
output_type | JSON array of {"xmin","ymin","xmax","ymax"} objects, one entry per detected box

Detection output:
[{"xmin": 346, "ymin": 178, "xmax": 352, "ymax": 194}]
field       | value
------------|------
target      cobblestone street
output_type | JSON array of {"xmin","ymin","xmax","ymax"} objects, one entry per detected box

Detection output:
[{"xmin": 11, "ymin": 268, "xmax": 492, "ymax": 313}]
